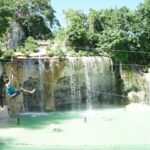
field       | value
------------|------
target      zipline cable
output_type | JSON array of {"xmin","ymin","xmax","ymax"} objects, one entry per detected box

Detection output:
[
  {"xmin": 0, "ymin": 57, "xmax": 150, "ymax": 67},
  {"xmin": 0, "ymin": 46, "xmax": 150, "ymax": 63},
  {"xmin": 69, "ymin": 46, "xmax": 150, "ymax": 54},
  {"xmin": 11, "ymin": 74, "xmax": 128, "ymax": 99},
  {"xmin": 0, "ymin": 66, "xmax": 127, "ymax": 99},
  {"xmin": 0, "ymin": 50, "xmax": 147, "ymax": 99}
]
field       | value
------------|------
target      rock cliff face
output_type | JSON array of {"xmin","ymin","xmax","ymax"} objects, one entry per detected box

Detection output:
[
  {"xmin": 55, "ymin": 57, "xmax": 115, "ymax": 110},
  {"xmin": 1, "ymin": 57, "xmax": 150, "ymax": 113},
  {"xmin": 0, "ymin": 106, "xmax": 9, "ymax": 119},
  {"xmin": 4, "ymin": 21, "xmax": 25, "ymax": 50},
  {"xmin": 2, "ymin": 56, "xmax": 114, "ymax": 112},
  {"xmin": 4, "ymin": 58, "xmax": 64, "ymax": 112},
  {"xmin": 120, "ymin": 65, "xmax": 150, "ymax": 104}
]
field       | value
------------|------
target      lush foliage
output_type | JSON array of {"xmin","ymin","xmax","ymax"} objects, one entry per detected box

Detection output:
[
  {"xmin": 16, "ymin": 36, "xmax": 38, "ymax": 56},
  {"xmin": 14, "ymin": 0, "xmax": 59, "ymax": 39},
  {"xmin": 1, "ymin": 0, "xmax": 150, "ymax": 64},
  {"xmin": 63, "ymin": 1, "xmax": 150, "ymax": 64},
  {"xmin": 0, "ymin": 49, "xmax": 14, "ymax": 60},
  {"xmin": 0, "ymin": 37, "xmax": 38, "ymax": 59},
  {"xmin": 0, "ymin": 0, "xmax": 14, "ymax": 37},
  {"xmin": 64, "ymin": 9, "xmax": 88, "ymax": 49},
  {"xmin": 0, "ymin": 0, "xmax": 58, "ymax": 40},
  {"xmin": 46, "ymin": 40, "xmax": 66, "ymax": 57},
  {"xmin": 0, "ymin": 0, "xmax": 59, "ymax": 59}
]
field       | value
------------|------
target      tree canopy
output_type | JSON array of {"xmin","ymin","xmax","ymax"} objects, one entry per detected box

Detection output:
[
  {"xmin": 0, "ymin": 0, "xmax": 59, "ymax": 40},
  {"xmin": 0, "ymin": 0, "xmax": 150, "ymax": 65},
  {"xmin": 63, "ymin": 0, "xmax": 150, "ymax": 64},
  {"xmin": 0, "ymin": 0, "xmax": 14, "ymax": 37}
]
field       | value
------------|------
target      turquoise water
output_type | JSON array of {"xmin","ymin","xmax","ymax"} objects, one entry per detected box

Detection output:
[{"xmin": 1, "ymin": 104, "xmax": 150, "ymax": 150}]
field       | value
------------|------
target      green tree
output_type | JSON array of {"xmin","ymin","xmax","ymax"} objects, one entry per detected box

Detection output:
[
  {"xmin": 87, "ymin": 9, "xmax": 109, "ymax": 48},
  {"xmin": 16, "ymin": 36, "xmax": 38, "ymax": 56},
  {"xmin": 88, "ymin": 9, "xmax": 112, "ymax": 33},
  {"xmin": 95, "ymin": 7, "xmax": 142, "ymax": 63},
  {"xmin": 14, "ymin": 0, "xmax": 59, "ymax": 39},
  {"xmin": 64, "ymin": 9, "xmax": 88, "ymax": 50},
  {"xmin": 0, "ymin": 0, "xmax": 14, "ymax": 36},
  {"xmin": 136, "ymin": 0, "xmax": 150, "ymax": 63},
  {"xmin": 24, "ymin": 14, "xmax": 52, "ymax": 39}
]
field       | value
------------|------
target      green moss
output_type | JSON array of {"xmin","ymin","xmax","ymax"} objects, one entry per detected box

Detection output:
[
  {"xmin": 16, "ymin": 36, "xmax": 38, "ymax": 55},
  {"xmin": 46, "ymin": 48, "xmax": 55, "ymax": 57},
  {"xmin": 0, "ymin": 49, "xmax": 15, "ymax": 61}
]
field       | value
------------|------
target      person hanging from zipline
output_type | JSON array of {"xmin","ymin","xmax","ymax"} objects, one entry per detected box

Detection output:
[{"xmin": 5, "ymin": 68, "xmax": 35, "ymax": 98}]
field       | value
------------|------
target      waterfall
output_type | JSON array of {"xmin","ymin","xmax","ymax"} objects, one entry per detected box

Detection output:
[
  {"xmin": 82, "ymin": 57, "xmax": 92, "ymax": 109},
  {"xmin": 4, "ymin": 57, "xmax": 150, "ymax": 113},
  {"xmin": 119, "ymin": 63, "xmax": 123, "ymax": 78},
  {"xmin": 22, "ymin": 58, "xmax": 56, "ymax": 112},
  {"xmin": 82, "ymin": 57, "xmax": 112, "ymax": 108},
  {"xmin": 67, "ymin": 56, "xmax": 114, "ymax": 109},
  {"xmin": 49, "ymin": 59, "xmax": 54, "ymax": 71},
  {"xmin": 5, "ymin": 56, "xmax": 116, "ymax": 112},
  {"xmin": 23, "ymin": 60, "xmax": 35, "ymax": 111},
  {"xmin": 38, "ymin": 58, "xmax": 45, "ymax": 112},
  {"xmin": 68, "ymin": 57, "xmax": 81, "ymax": 109},
  {"xmin": 23, "ymin": 61, "xmax": 28, "ymax": 111}
]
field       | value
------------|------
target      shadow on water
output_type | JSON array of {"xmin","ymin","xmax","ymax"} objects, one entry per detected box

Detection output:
[
  {"xmin": 1, "ymin": 111, "xmax": 83, "ymax": 130},
  {"xmin": 25, "ymin": 111, "xmax": 83, "ymax": 129},
  {"xmin": 0, "ymin": 105, "xmax": 123, "ymax": 129}
]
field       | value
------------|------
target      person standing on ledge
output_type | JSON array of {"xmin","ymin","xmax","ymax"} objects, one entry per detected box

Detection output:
[{"xmin": 5, "ymin": 68, "xmax": 35, "ymax": 98}]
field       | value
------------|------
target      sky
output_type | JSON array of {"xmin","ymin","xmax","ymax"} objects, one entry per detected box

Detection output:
[{"xmin": 51, "ymin": 0, "xmax": 144, "ymax": 27}]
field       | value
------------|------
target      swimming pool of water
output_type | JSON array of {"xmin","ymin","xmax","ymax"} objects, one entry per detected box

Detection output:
[{"xmin": 1, "ymin": 104, "xmax": 150, "ymax": 150}]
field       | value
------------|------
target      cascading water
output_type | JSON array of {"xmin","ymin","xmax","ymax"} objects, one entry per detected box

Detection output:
[
  {"xmin": 23, "ymin": 61, "xmax": 28, "ymax": 111},
  {"xmin": 82, "ymin": 57, "xmax": 92, "ymax": 109},
  {"xmin": 82, "ymin": 57, "xmax": 114, "ymax": 108},
  {"xmin": 66, "ymin": 56, "xmax": 114, "ymax": 109},
  {"xmin": 38, "ymin": 58, "xmax": 45, "ymax": 112},
  {"xmin": 49, "ymin": 59, "xmax": 55, "ymax": 72},
  {"xmin": 6, "ymin": 56, "xmax": 116, "ymax": 112},
  {"xmin": 68, "ymin": 57, "xmax": 81, "ymax": 109},
  {"xmin": 119, "ymin": 63, "xmax": 123, "ymax": 78},
  {"xmin": 22, "ymin": 58, "xmax": 60, "ymax": 112},
  {"xmin": 23, "ymin": 60, "xmax": 35, "ymax": 111}
]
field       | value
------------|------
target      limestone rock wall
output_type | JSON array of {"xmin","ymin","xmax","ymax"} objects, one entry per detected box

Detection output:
[
  {"xmin": 3, "ymin": 57, "xmax": 114, "ymax": 112},
  {"xmin": 54, "ymin": 57, "xmax": 115, "ymax": 109},
  {"xmin": 120, "ymin": 65, "xmax": 150, "ymax": 104},
  {"xmin": 4, "ymin": 21, "xmax": 25, "ymax": 50},
  {"xmin": 2, "ymin": 57, "xmax": 150, "ymax": 113},
  {"xmin": 0, "ymin": 105, "xmax": 9, "ymax": 119},
  {"xmin": 4, "ymin": 58, "xmax": 64, "ymax": 112}
]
